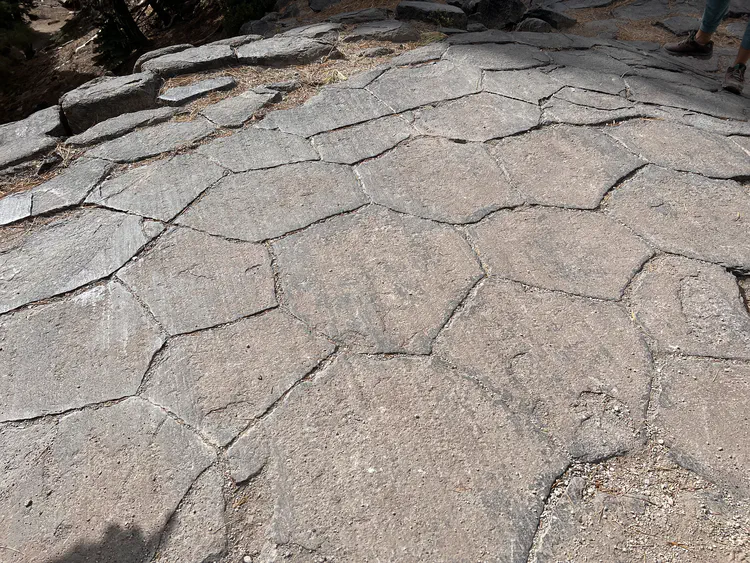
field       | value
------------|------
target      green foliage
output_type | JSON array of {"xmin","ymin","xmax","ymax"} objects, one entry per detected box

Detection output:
[{"xmin": 220, "ymin": 0, "xmax": 274, "ymax": 34}]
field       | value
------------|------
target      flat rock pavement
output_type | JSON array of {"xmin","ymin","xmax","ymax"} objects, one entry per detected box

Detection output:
[{"xmin": 1, "ymin": 32, "xmax": 749, "ymax": 563}]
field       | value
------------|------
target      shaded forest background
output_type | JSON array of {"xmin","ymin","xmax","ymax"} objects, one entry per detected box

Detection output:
[{"xmin": 0, "ymin": 0, "xmax": 276, "ymax": 123}]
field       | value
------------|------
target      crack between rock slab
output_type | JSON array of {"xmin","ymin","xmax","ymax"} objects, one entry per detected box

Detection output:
[
  {"xmin": 113, "ymin": 274, "xmax": 170, "ymax": 336},
  {"xmin": 427, "ymin": 273, "xmax": 486, "ymax": 356},
  {"xmin": 223, "ymin": 346, "xmax": 342, "ymax": 452}
]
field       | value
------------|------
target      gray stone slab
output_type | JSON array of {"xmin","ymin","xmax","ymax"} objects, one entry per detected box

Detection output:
[
  {"xmin": 343, "ymin": 20, "xmax": 420, "ymax": 42},
  {"xmin": 733, "ymin": 135, "xmax": 750, "ymax": 154},
  {"xmin": 483, "ymin": 68, "xmax": 563, "ymax": 103},
  {"xmin": 0, "ymin": 192, "xmax": 31, "ymax": 226},
  {"xmin": 178, "ymin": 161, "xmax": 366, "ymax": 241},
  {"xmin": 326, "ymin": 65, "xmax": 388, "ymax": 89},
  {"xmin": 367, "ymin": 60, "xmax": 481, "ymax": 112},
  {"xmin": 471, "ymin": 208, "xmax": 653, "ymax": 299},
  {"xmin": 158, "ymin": 76, "xmax": 236, "ymax": 106},
  {"xmin": 625, "ymin": 75, "xmax": 747, "ymax": 120},
  {"xmin": 606, "ymin": 119, "xmax": 750, "ymax": 178},
  {"xmin": 145, "ymin": 309, "xmax": 334, "ymax": 445},
  {"xmin": 630, "ymin": 255, "xmax": 750, "ymax": 359},
  {"xmin": 258, "ymin": 88, "xmax": 392, "ymax": 137},
  {"xmin": 434, "ymin": 278, "xmax": 651, "ymax": 462},
  {"xmin": 226, "ymin": 354, "xmax": 567, "ymax": 558},
  {"xmin": 358, "ymin": 136, "xmax": 521, "ymax": 223},
  {"xmin": 0, "ymin": 398, "xmax": 214, "ymax": 563},
  {"xmin": 328, "ymin": 7, "xmax": 391, "ymax": 23},
  {"xmin": 60, "ymin": 73, "xmax": 162, "ymax": 134},
  {"xmin": 614, "ymin": 0, "xmax": 670, "ymax": 19},
  {"xmin": 630, "ymin": 65, "xmax": 719, "ymax": 92},
  {"xmin": 729, "ymin": 0, "xmax": 750, "ymax": 15},
  {"xmin": 654, "ymin": 356, "xmax": 750, "ymax": 497},
  {"xmin": 274, "ymin": 206, "xmax": 483, "ymax": 353},
  {"xmin": 0, "ymin": 105, "xmax": 65, "ymax": 141},
  {"xmin": 516, "ymin": 17, "xmax": 553, "ymax": 32},
  {"xmin": 0, "ymin": 208, "xmax": 163, "ymax": 314},
  {"xmin": 492, "ymin": 125, "xmax": 645, "ymax": 209},
  {"xmin": 197, "ymin": 127, "xmax": 318, "ymax": 172},
  {"xmin": 726, "ymin": 21, "xmax": 747, "ymax": 38},
  {"xmin": 312, "ymin": 114, "xmax": 414, "ymax": 164},
  {"xmin": 133, "ymin": 43, "xmax": 193, "ymax": 72},
  {"xmin": 550, "ymin": 49, "xmax": 632, "ymax": 75},
  {"xmin": 118, "ymin": 227, "xmax": 275, "ymax": 335},
  {"xmin": 200, "ymin": 90, "xmax": 277, "ymax": 128},
  {"xmin": 141, "ymin": 44, "xmax": 236, "ymax": 77},
  {"xmin": 65, "ymin": 106, "xmax": 179, "ymax": 147},
  {"xmin": 236, "ymin": 36, "xmax": 334, "ymax": 66},
  {"xmin": 29, "ymin": 158, "xmax": 113, "ymax": 216},
  {"xmin": 580, "ymin": 18, "xmax": 620, "ymax": 39},
  {"xmin": 0, "ymin": 135, "xmax": 57, "ymax": 171},
  {"xmin": 155, "ymin": 467, "xmax": 227, "ymax": 563},
  {"xmin": 388, "ymin": 41, "xmax": 448, "ymax": 65},
  {"xmin": 281, "ymin": 22, "xmax": 341, "ymax": 41},
  {"xmin": 0, "ymin": 282, "xmax": 163, "ymax": 422},
  {"xmin": 541, "ymin": 88, "xmax": 647, "ymax": 125},
  {"xmin": 546, "ymin": 65, "xmax": 627, "ymax": 95},
  {"xmin": 86, "ymin": 154, "xmax": 225, "ymax": 221},
  {"xmin": 608, "ymin": 166, "xmax": 750, "ymax": 271},
  {"xmin": 446, "ymin": 29, "xmax": 515, "ymax": 44},
  {"xmin": 658, "ymin": 107, "xmax": 750, "ymax": 136},
  {"xmin": 657, "ymin": 15, "xmax": 700, "ymax": 35},
  {"xmin": 87, "ymin": 118, "xmax": 216, "ymax": 163},
  {"xmin": 396, "ymin": 1, "xmax": 468, "ymax": 28},
  {"xmin": 552, "ymin": 0, "xmax": 616, "ymax": 8},
  {"xmin": 412, "ymin": 91, "xmax": 540, "ymax": 141},
  {"xmin": 209, "ymin": 33, "xmax": 263, "ymax": 47},
  {"xmin": 443, "ymin": 42, "xmax": 550, "ymax": 70}
]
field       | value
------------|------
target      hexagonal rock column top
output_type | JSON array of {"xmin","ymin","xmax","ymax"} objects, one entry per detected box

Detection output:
[
  {"xmin": 258, "ymin": 87, "xmax": 392, "ymax": 138},
  {"xmin": 434, "ymin": 278, "xmax": 652, "ymax": 462},
  {"xmin": 443, "ymin": 43, "xmax": 550, "ymax": 70},
  {"xmin": 140, "ymin": 44, "xmax": 235, "ymax": 77},
  {"xmin": 313, "ymin": 114, "xmax": 414, "ymax": 165},
  {"xmin": 606, "ymin": 120, "xmax": 750, "ymax": 179},
  {"xmin": 0, "ymin": 398, "xmax": 214, "ymax": 563},
  {"xmin": 483, "ymin": 68, "xmax": 563, "ymax": 104},
  {"xmin": 273, "ymin": 206, "xmax": 483, "ymax": 354},
  {"xmin": 177, "ymin": 161, "xmax": 367, "ymax": 242},
  {"xmin": 87, "ymin": 117, "xmax": 216, "ymax": 164},
  {"xmin": 541, "ymin": 88, "xmax": 644, "ymax": 126},
  {"xmin": 117, "ymin": 227, "xmax": 276, "ymax": 335},
  {"xmin": 197, "ymin": 127, "xmax": 318, "ymax": 173},
  {"xmin": 367, "ymin": 60, "xmax": 482, "ymax": 113},
  {"xmin": 86, "ymin": 153, "xmax": 225, "ymax": 222},
  {"xmin": 144, "ymin": 309, "xmax": 335, "ymax": 446},
  {"xmin": 0, "ymin": 208, "xmax": 163, "ymax": 315},
  {"xmin": 60, "ymin": 72, "xmax": 162, "ymax": 134},
  {"xmin": 607, "ymin": 166, "xmax": 750, "ymax": 271},
  {"xmin": 0, "ymin": 282, "xmax": 163, "ymax": 422},
  {"xmin": 412, "ymin": 92, "xmax": 540, "ymax": 142},
  {"xmin": 654, "ymin": 356, "xmax": 750, "ymax": 497},
  {"xmin": 629, "ymin": 255, "xmax": 750, "ymax": 359},
  {"xmin": 491, "ymin": 125, "xmax": 645, "ymax": 209},
  {"xmin": 226, "ymin": 354, "xmax": 568, "ymax": 560},
  {"xmin": 358, "ymin": 137, "xmax": 522, "ymax": 223},
  {"xmin": 469, "ymin": 208, "xmax": 652, "ymax": 299}
]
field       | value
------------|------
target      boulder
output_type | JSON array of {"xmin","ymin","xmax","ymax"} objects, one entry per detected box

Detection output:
[
  {"xmin": 208, "ymin": 34, "xmax": 263, "ymax": 47},
  {"xmin": 396, "ymin": 1, "xmax": 468, "ymax": 29},
  {"xmin": 516, "ymin": 17, "xmax": 553, "ymax": 32},
  {"xmin": 0, "ymin": 106, "xmax": 64, "ymax": 170},
  {"xmin": 344, "ymin": 20, "xmax": 421, "ymax": 42},
  {"xmin": 60, "ymin": 73, "xmax": 162, "ymax": 134},
  {"xmin": 328, "ymin": 8, "xmax": 391, "ymax": 23},
  {"xmin": 239, "ymin": 19, "xmax": 277, "ymax": 37},
  {"xmin": 133, "ymin": 44, "xmax": 192, "ymax": 72},
  {"xmin": 236, "ymin": 36, "xmax": 336, "ymax": 66},
  {"xmin": 472, "ymin": 0, "xmax": 528, "ymax": 28},
  {"xmin": 524, "ymin": 7, "xmax": 576, "ymax": 28},
  {"xmin": 158, "ymin": 76, "xmax": 236, "ymax": 106},
  {"xmin": 281, "ymin": 22, "xmax": 341, "ymax": 42}
]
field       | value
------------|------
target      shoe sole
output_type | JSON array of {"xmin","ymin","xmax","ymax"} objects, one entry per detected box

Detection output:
[
  {"xmin": 663, "ymin": 49, "xmax": 714, "ymax": 60},
  {"xmin": 722, "ymin": 83, "xmax": 743, "ymax": 95}
]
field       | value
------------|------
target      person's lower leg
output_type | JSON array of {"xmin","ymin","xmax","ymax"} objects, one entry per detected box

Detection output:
[
  {"xmin": 736, "ymin": 47, "xmax": 750, "ymax": 66},
  {"xmin": 699, "ymin": 0, "xmax": 730, "ymax": 40}
]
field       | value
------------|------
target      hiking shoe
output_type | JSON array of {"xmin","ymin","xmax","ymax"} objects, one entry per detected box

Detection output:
[
  {"xmin": 722, "ymin": 63, "xmax": 746, "ymax": 95},
  {"xmin": 664, "ymin": 31, "xmax": 714, "ymax": 59}
]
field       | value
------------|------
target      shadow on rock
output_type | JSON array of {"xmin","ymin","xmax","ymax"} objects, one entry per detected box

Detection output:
[{"xmin": 45, "ymin": 524, "xmax": 158, "ymax": 563}]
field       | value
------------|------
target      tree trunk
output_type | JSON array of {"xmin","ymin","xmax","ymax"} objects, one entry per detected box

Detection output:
[{"xmin": 109, "ymin": 0, "xmax": 148, "ymax": 45}]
